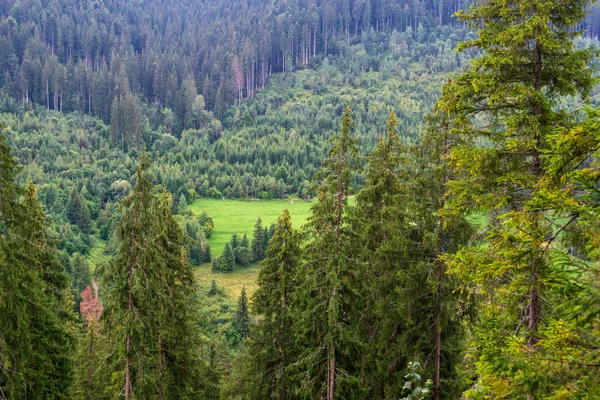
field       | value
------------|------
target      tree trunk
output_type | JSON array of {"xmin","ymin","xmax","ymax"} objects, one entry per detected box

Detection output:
[
  {"xmin": 157, "ymin": 334, "xmax": 163, "ymax": 400},
  {"xmin": 327, "ymin": 344, "xmax": 335, "ymax": 400}
]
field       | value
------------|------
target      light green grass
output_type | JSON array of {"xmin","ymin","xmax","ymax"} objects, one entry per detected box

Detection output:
[
  {"xmin": 194, "ymin": 263, "xmax": 261, "ymax": 299},
  {"xmin": 188, "ymin": 198, "xmax": 314, "ymax": 257}
]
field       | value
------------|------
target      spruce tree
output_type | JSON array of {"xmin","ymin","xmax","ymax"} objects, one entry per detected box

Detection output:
[
  {"xmin": 248, "ymin": 209, "xmax": 301, "ymax": 399},
  {"xmin": 101, "ymin": 155, "xmax": 206, "ymax": 399},
  {"xmin": 1, "ymin": 131, "xmax": 75, "ymax": 399},
  {"xmin": 438, "ymin": 0, "xmax": 597, "ymax": 397},
  {"xmin": 234, "ymin": 288, "xmax": 250, "ymax": 339},
  {"xmin": 352, "ymin": 111, "xmax": 413, "ymax": 397},
  {"xmin": 251, "ymin": 217, "xmax": 264, "ymax": 261},
  {"xmin": 69, "ymin": 189, "xmax": 92, "ymax": 234},
  {"xmin": 293, "ymin": 106, "xmax": 362, "ymax": 399},
  {"xmin": 220, "ymin": 242, "xmax": 235, "ymax": 272},
  {"xmin": 74, "ymin": 317, "xmax": 108, "ymax": 400},
  {"xmin": 236, "ymin": 234, "xmax": 251, "ymax": 267}
]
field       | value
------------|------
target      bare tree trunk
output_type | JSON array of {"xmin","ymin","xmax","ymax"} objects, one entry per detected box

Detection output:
[
  {"xmin": 157, "ymin": 335, "xmax": 163, "ymax": 400},
  {"xmin": 327, "ymin": 345, "xmax": 335, "ymax": 400}
]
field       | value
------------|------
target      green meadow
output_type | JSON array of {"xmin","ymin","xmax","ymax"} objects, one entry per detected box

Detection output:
[{"xmin": 188, "ymin": 198, "xmax": 314, "ymax": 257}]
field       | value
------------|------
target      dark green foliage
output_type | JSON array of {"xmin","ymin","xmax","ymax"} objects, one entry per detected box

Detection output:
[
  {"xmin": 234, "ymin": 288, "xmax": 251, "ymax": 340},
  {"xmin": 251, "ymin": 217, "xmax": 265, "ymax": 262},
  {"xmin": 0, "ymin": 129, "xmax": 75, "ymax": 399},
  {"xmin": 71, "ymin": 253, "xmax": 91, "ymax": 308},
  {"xmin": 247, "ymin": 209, "xmax": 301, "ymax": 399},
  {"xmin": 74, "ymin": 317, "xmax": 108, "ymax": 400},
  {"xmin": 235, "ymin": 234, "xmax": 252, "ymax": 267},
  {"xmin": 292, "ymin": 106, "xmax": 362, "ymax": 399},
  {"xmin": 100, "ymin": 155, "xmax": 207, "ymax": 399},
  {"xmin": 207, "ymin": 280, "xmax": 220, "ymax": 297},
  {"xmin": 68, "ymin": 189, "xmax": 93, "ymax": 234},
  {"xmin": 218, "ymin": 242, "xmax": 235, "ymax": 273}
]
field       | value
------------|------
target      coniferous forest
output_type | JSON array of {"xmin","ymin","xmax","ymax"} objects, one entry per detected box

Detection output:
[{"xmin": 2, "ymin": 0, "xmax": 600, "ymax": 399}]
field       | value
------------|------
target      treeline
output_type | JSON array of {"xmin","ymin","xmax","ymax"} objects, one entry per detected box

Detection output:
[
  {"xmin": 0, "ymin": 0, "xmax": 474, "ymax": 130},
  {"xmin": 3, "ymin": 0, "xmax": 600, "ymax": 135}
]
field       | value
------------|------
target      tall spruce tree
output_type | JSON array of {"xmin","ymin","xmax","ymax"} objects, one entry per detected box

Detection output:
[
  {"xmin": 292, "ymin": 106, "xmax": 362, "ymax": 399},
  {"xmin": 1, "ymin": 130, "xmax": 74, "ymax": 399},
  {"xmin": 100, "ymin": 155, "xmax": 206, "ymax": 399},
  {"xmin": 234, "ymin": 288, "xmax": 250, "ymax": 339},
  {"xmin": 251, "ymin": 217, "xmax": 265, "ymax": 261},
  {"xmin": 437, "ymin": 0, "xmax": 597, "ymax": 397},
  {"xmin": 247, "ymin": 209, "xmax": 301, "ymax": 399},
  {"xmin": 352, "ymin": 111, "xmax": 412, "ymax": 397}
]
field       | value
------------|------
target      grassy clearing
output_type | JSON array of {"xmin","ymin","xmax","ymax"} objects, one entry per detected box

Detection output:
[
  {"xmin": 188, "ymin": 198, "xmax": 314, "ymax": 257},
  {"xmin": 194, "ymin": 263, "xmax": 261, "ymax": 299}
]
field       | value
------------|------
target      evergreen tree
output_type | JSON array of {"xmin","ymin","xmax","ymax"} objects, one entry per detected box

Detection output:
[
  {"xmin": 352, "ymin": 111, "xmax": 413, "ymax": 397},
  {"xmin": 230, "ymin": 233, "xmax": 239, "ymax": 250},
  {"xmin": 74, "ymin": 317, "xmax": 108, "ymax": 400},
  {"xmin": 438, "ymin": 0, "xmax": 597, "ymax": 397},
  {"xmin": 236, "ymin": 234, "xmax": 251, "ymax": 267},
  {"xmin": 69, "ymin": 189, "xmax": 93, "ymax": 234},
  {"xmin": 208, "ymin": 279, "xmax": 219, "ymax": 296},
  {"xmin": 234, "ymin": 288, "xmax": 250, "ymax": 339},
  {"xmin": 100, "ymin": 155, "xmax": 206, "ymax": 399},
  {"xmin": 248, "ymin": 209, "xmax": 301, "ymax": 399},
  {"xmin": 292, "ymin": 106, "xmax": 362, "ymax": 399},
  {"xmin": 219, "ymin": 242, "xmax": 235, "ymax": 272},
  {"xmin": 71, "ymin": 252, "xmax": 91, "ymax": 308},
  {"xmin": 1, "ymin": 132, "xmax": 75, "ymax": 399},
  {"xmin": 251, "ymin": 217, "xmax": 265, "ymax": 261}
]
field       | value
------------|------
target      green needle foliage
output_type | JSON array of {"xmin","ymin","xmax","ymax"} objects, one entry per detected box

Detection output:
[
  {"xmin": 438, "ymin": 0, "xmax": 600, "ymax": 397},
  {"xmin": 249, "ymin": 209, "xmax": 302, "ymax": 399},
  {"xmin": 292, "ymin": 105, "xmax": 362, "ymax": 400},
  {"xmin": 0, "ymin": 129, "xmax": 75, "ymax": 399},
  {"xmin": 100, "ymin": 155, "xmax": 206, "ymax": 399}
]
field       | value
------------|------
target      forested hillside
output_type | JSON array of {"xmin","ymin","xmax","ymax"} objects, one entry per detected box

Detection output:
[{"xmin": 2, "ymin": 0, "xmax": 600, "ymax": 399}]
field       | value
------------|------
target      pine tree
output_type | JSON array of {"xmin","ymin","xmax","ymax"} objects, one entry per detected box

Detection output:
[
  {"xmin": 236, "ymin": 233, "xmax": 251, "ymax": 267},
  {"xmin": 293, "ymin": 106, "xmax": 362, "ymax": 399},
  {"xmin": 234, "ymin": 288, "xmax": 250, "ymax": 339},
  {"xmin": 208, "ymin": 279, "xmax": 219, "ymax": 296},
  {"xmin": 438, "ymin": 0, "xmax": 597, "ymax": 397},
  {"xmin": 248, "ymin": 209, "xmax": 301, "ymax": 399},
  {"xmin": 251, "ymin": 217, "xmax": 265, "ymax": 261}
]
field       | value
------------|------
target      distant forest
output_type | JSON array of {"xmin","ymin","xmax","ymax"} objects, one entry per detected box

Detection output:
[{"xmin": 1, "ymin": 0, "xmax": 600, "ymax": 135}]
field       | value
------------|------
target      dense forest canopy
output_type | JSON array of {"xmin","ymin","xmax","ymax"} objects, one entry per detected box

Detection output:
[{"xmin": 1, "ymin": 0, "xmax": 600, "ymax": 399}]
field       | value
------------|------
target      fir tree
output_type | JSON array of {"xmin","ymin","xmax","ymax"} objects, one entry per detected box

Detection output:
[
  {"xmin": 236, "ymin": 234, "xmax": 251, "ymax": 267},
  {"xmin": 74, "ymin": 317, "xmax": 108, "ymax": 400},
  {"xmin": 251, "ymin": 217, "xmax": 265, "ymax": 261},
  {"xmin": 219, "ymin": 242, "xmax": 235, "ymax": 272},
  {"xmin": 248, "ymin": 209, "xmax": 301, "ymax": 399},
  {"xmin": 71, "ymin": 252, "xmax": 91, "ymax": 308},
  {"xmin": 101, "ymin": 155, "xmax": 207, "ymax": 399},
  {"xmin": 439, "ymin": 0, "xmax": 597, "ymax": 397},
  {"xmin": 352, "ymin": 111, "xmax": 413, "ymax": 397},
  {"xmin": 1, "ymin": 132, "xmax": 75, "ymax": 399},
  {"xmin": 234, "ymin": 288, "xmax": 250, "ymax": 339},
  {"xmin": 69, "ymin": 189, "xmax": 93, "ymax": 234},
  {"xmin": 208, "ymin": 279, "xmax": 219, "ymax": 296},
  {"xmin": 293, "ymin": 106, "xmax": 362, "ymax": 399}
]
